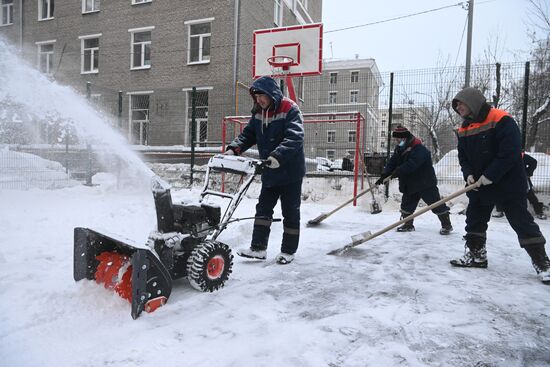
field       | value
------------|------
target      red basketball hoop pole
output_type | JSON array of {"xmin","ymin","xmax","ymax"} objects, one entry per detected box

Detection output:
[{"xmin": 267, "ymin": 56, "xmax": 298, "ymax": 103}]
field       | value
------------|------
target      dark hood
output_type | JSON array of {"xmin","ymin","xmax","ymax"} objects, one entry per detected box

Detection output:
[
  {"xmin": 452, "ymin": 87, "xmax": 490, "ymax": 122},
  {"xmin": 249, "ymin": 76, "xmax": 284, "ymax": 113}
]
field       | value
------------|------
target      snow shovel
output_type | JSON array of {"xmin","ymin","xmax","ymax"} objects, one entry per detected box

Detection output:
[
  {"xmin": 327, "ymin": 181, "xmax": 481, "ymax": 255},
  {"xmin": 307, "ymin": 177, "xmax": 390, "ymax": 226},
  {"xmin": 364, "ymin": 170, "xmax": 382, "ymax": 214}
]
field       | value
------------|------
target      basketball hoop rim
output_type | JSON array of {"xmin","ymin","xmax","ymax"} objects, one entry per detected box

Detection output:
[{"xmin": 267, "ymin": 55, "xmax": 295, "ymax": 70}]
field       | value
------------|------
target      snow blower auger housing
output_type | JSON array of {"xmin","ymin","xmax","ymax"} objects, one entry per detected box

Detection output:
[{"xmin": 74, "ymin": 154, "xmax": 266, "ymax": 319}]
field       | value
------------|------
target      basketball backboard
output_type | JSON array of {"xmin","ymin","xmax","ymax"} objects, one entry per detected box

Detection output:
[{"xmin": 253, "ymin": 23, "xmax": 323, "ymax": 79}]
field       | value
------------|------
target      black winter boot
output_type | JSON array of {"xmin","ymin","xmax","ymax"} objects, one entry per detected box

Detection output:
[
  {"xmin": 524, "ymin": 244, "xmax": 550, "ymax": 284},
  {"xmin": 450, "ymin": 234, "xmax": 488, "ymax": 268},
  {"xmin": 396, "ymin": 216, "xmax": 415, "ymax": 232},
  {"xmin": 438, "ymin": 213, "xmax": 453, "ymax": 235}
]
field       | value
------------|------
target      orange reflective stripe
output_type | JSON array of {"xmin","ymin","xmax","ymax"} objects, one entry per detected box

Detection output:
[{"xmin": 457, "ymin": 109, "xmax": 510, "ymax": 137}]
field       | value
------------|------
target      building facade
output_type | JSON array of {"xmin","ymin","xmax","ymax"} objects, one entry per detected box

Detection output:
[
  {"xmin": 301, "ymin": 58, "xmax": 382, "ymax": 160},
  {"xmin": 0, "ymin": 0, "xmax": 321, "ymax": 146}
]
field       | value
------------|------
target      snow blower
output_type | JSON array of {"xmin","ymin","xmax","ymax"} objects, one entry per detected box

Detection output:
[{"xmin": 74, "ymin": 154, "xmax": 270, "ymax": 319}]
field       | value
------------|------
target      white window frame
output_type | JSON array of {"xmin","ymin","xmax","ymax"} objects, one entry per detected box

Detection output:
[
  {"xmin": 128, "ymin": 26, "xmax": 154, "ymax": 70},
  {"xmin": 274, "ymin": 0, "xmax": 283, "ymax": 26},
  {"xmin": 36, "ymin": 40, "xmax": 55, "ymax": 75},
  {"xmin": 184, "ymin": 18, "xmax": 213, "ymax": 65},
  {"xmin": 350, "ymin": 90, "xmax": 359, "ymax": 103},
  {"xmin": 38, "ymin": 0, "xmax": 54, "ymax": 20},
  {"xmin": 350, "ymin": 70, "xmax": 359, "ymax": 83},
  {"xmin": 132, "ymin": 0, "xmax": 152, "ymax": 4},
  {"xmin": 348, "ymin": 130, "xmax": 356, "ymax": 143},
  {"xmin": 326, "ymin": 149, "xmax": 335, "ymax": 160},
  {"xmin": 127, "ymin": 91, "xmax": 153, "ymax": 145},
  {"xmin": 327, "ymin": 130, "xmax": 336, "ymax": 144},
  {"xmin": 328, "ymin": 113, "xmax": 336, "ymax": 124},
  {"xmin": 1, "ymin": 0, "xmax": 13, "ymax": 26},
  {"xmin": 82, "ymin": 0, "xmax": 100, "ymax": 13},
  {"xmin": 79, "ymin": 33, "xmax": 101, "ymax": 74},
  {"xmin": 329, "ymin": 92, "xmax": 337, "ymax": 104},
  {"xmin": 329, "ymin": 72, "xmax": 337, "ymax": 84}
]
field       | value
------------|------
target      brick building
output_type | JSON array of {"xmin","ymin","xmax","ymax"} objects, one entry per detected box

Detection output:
[{"xmin": 0, "ymin": 0, "xmax": 321, "ymax": 146}]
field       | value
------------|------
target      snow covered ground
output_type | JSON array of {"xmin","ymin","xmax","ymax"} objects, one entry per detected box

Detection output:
[{"xmin": 1, "ymin": 172, "xmax": 550, "ymax": 367}]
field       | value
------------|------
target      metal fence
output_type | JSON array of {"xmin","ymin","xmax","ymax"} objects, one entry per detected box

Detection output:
[{"xmin": 2, "ymin": 61, "xmax": 550, "ymax": 194}]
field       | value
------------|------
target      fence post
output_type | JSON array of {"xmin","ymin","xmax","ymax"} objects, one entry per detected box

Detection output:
[
  {"xmin": 65, "ymin": 134, "xmax": 69, "ymax": 175},
  {"xmin": 521, "ymin": 61, "xmax": 530, "ymax": 151},
  {"xmin": 385, "ymin": 72, "xmax": 394, "ymax": 198},
  {"xmin": 85, "ymin": 143, "xmax": 93, "ymax": 186},
  {"xmin": 85, "ymin": 82, "xmax": 93, "ymax": 186},
  {"xmin": 118, "ymin": 91, "xmax": 123, "ymax": 129},
  {"xmin": 190, "ymin": 87, "xmax": 197, "ymax": 186}
]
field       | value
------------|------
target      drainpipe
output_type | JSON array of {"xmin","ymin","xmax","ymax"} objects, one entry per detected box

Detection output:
[{"xmin": 232, "ymin": 0, "xmax": 240, "ymax": 115}]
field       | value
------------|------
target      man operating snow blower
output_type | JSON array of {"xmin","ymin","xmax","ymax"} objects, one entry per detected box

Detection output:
[{"xmin": 225, "ymin": 76, "xmax": 305, "ymax": 265}]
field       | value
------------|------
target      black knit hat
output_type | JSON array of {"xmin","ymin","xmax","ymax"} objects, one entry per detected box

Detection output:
[{"xmin": 392, "ymin": 126, "xmax": 412, "ymax": 139}]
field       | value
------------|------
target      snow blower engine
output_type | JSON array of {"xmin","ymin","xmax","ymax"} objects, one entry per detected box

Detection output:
[{"xmin": 73, "ymin": 154, "xmax": 269, "ymax": 319}]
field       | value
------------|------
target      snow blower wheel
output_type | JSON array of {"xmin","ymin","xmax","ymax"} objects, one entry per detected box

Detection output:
[{"xmin": 187, "ymin": 241, "xmax": 234, "ymax": 292}]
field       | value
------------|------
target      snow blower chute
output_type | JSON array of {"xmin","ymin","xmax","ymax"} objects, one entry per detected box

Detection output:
[{"xmin": 74, "ymin": 154, "xmax": 267, "ymax": 319}]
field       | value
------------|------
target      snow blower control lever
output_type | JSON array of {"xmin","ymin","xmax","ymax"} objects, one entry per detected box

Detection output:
[{"xmin": 74, "ymin": 154, "xmax": 269, "ymax": 319}]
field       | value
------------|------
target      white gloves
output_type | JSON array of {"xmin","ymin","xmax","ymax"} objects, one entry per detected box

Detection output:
[
  {"xmin": 267, "ymin": 156, "xmax": 280, "ymax": 169},
  {"xmin": 224, "ymin": 149, "xmax": 235, "ymax": 155},
  {"xmin": 466, "ymin": 175, "xmax": 475, "ymax": 185},
  {"xmin": 478, "ymin": 175, "xmax": 492, "ymax": 186}
]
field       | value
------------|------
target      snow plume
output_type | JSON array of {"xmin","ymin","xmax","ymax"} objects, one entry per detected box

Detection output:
[{"xmin": 0, "ymin": 38, "xmax": 154, "ymax": 187}]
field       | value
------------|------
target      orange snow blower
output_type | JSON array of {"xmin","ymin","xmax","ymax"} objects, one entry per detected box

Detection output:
[{"xmin": 74, "ymin": 154, "xmax": 270, "ymax": 319}]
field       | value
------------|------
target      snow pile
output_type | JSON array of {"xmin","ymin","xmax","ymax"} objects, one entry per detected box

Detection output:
[{"xmin": 0, "ymin": 147, "xmax": 78, "ymax": 189}]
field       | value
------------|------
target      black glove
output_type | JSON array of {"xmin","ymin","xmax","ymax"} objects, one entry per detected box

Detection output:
[
  {"xmin": 390, "ymin": 167, "xmax": 400, "ymax": 179},
  {"xmin": 375, "ymin": 173, "xmax": 389, "ymax": 185}
]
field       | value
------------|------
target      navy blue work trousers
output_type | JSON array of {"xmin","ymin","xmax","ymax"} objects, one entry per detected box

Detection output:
[
  {"xmin": 251, "ymin": 179, "xmax": 302, "ymax": 254},
  {"xmin": 466, "ymin": 194, "xmax": 545, "ymax": 248}
]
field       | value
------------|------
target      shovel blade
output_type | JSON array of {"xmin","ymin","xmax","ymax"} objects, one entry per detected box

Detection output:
[{"xmin": 307, "ymin": 213, "xmax": 328, "ymax": 226}]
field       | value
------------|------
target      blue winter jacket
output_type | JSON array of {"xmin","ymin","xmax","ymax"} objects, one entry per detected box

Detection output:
[
  {"xmin": 456, "ymin": 103, "xmax": 527, "ymax": 203},
  {"xmin": 227, "ymin": 76, "xmax": 306, "ymax": 187},
  {"xmin": 382, "ymin": 137, "xmax": 438, "ymax": 195}
]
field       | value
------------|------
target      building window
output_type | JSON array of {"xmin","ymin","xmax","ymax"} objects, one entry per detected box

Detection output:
[
  {"xmin": 185, "ymin": 18, "xmax": 212, "ymax": 64},
  {"xmin": 329, "ymin": 72, "xmax": 337, "ymax": 84},
  {"xmin": 129, "ymin": 27, "xmax": 153, "ymax": 69},
  {"xmin": 348, "ymin": 130, "xmax": 356, "ymax": 143},
  {"xmin": 187, "ymin": 89, "xmax": 209, "ymax": 145},
  {"xmin": 327, "ymin": 130, "xmax": 336, "ymax": 143},
  {"xmin": 381, "ymin": 141, "xmax": 386, "ymax": 149},
  {"xmin": 351, "ymin": 71, "xmax": 359, "ymax": 83},
  {"xmin": 36, "ymin": 41, "xmax": 55, "ymax": 75},
  {"xmin": 380, "ymin": 130, "xmax": 385, "ymax": 137},
  {"xmin": 38, "ymin": 0, "xmax": 54, "ymax": 20},
  {"xmin": 1, "ymin": 0, "xmax": 13, "ymax": 25},
  {"xmin": 82, "ymin": 0, "xmax": 99, "ymax": 13},
  {"xmin": 350, "ymin": 90, "xmax": 358, "ymax": 103},
  {"xmin": 326, "ymin": 150, "xmax": 335, "ymax": 160},
  {"xmin": 274, "ymin": 0, "xmax": 282, "ymax": 26},
  {"xmin": 329, "ymin": 92, "xmax": 337, "ymax": 104},
  {"xmin": 79, "ymin": 34, "xmax": 100, "ymax": 73},
  {"xmin": 129, "ymin": 93, "xmax": 150, "ymax": 145},
  {"xmin": 328, "ymin": 114, "xmax": 336, "ymax": 124},
  {"xmin": 132, "ymin": 0, "xmax": 151, "ymax": 4}
]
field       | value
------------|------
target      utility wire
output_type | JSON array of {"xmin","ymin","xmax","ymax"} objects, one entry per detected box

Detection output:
[{"xmin": 324, "ymin": 2, "xmax": 466, "ymax": 34}]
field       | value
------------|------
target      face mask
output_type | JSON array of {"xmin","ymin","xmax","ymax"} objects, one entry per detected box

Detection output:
[{"xmin": 398, "ymin": 140, "xmax": 405, "ymax": 147}]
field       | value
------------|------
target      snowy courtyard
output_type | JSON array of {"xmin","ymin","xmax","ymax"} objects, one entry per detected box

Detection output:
[{"xmin": 1, "ymin": 172, "xmax": 549, "ymax": 367}]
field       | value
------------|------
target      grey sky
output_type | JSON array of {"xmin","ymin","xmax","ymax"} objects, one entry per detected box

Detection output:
[{"xmin": 322, "ymin": 0, "xmax": 534, "ymax": 71}]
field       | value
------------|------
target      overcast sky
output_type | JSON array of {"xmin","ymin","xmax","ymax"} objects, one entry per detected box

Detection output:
[{"xmin": 322, "ymin": 0, "xmax": 537, "ymax": 71}]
